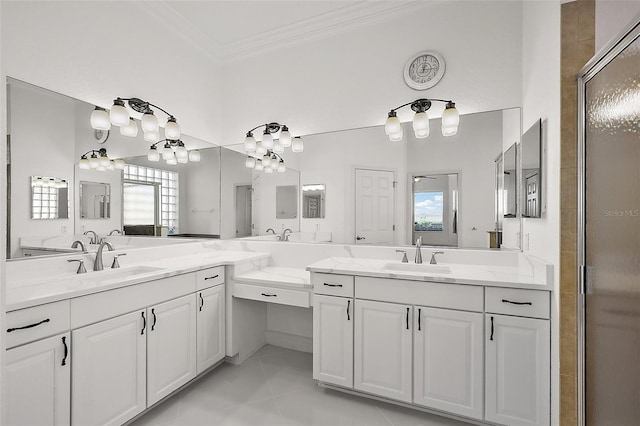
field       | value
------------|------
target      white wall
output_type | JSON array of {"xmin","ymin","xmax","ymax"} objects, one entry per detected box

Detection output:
[
  {"xmin": 220, "ymin": 148, "xmax": 253, "ymax": 240},
  {"xmin": 521, "ymin": 2, "xmax": 561, "ymax": 425},
  {"xmin": 596, "ymin": 0, "xmax": 640, "ymax": 51},
  {"xmin": 501, "ymin": 108, "xmax": 522, "ymax": 249},
  {"xmin": 252, "ymin": 169, "xmax": 300, "ymax": 236},
  {"xmin": 220, "ymin": 0, "xmax": 523, "ymax": 144}
]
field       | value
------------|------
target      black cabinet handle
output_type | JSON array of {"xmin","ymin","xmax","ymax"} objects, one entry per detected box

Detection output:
[
  {"xmin": 7, "ymin": 318, "xmax": 50, "ymax": 333},
  {"xmin": 61, "ymin": 336, "xmax": 68, "ymax": 366},
  {"xmin": 204, "ymin": 274, "xmax": 220, "ymax": 281},
  {"xmin": 418, "ymin": 308, "xmax": 421, "ymax": 331},
  {"xmin": 347, "ymin": 300, "xmax": 351, "ymax": 321},
  {"xmin": 490, "ymin": 316, "xmax": 494, "ymax": 341},
  {"xmin": 406, "ymin": 307, "xmax": 410, "ymax": 330},
  {"xmin": 501, "ymin": 299, "xmax": 532, "ymax": 306},
  {"xmin": 324, "ymin": 283, "xmax": 343, "ymax": 288},
  {"xmin": 141, "ymin": 312, "xmax": 146, "ymax": 335},
  {"xmin": 151, "ymin": 309, "xmax": 157, "ymax": 331},
  {"xmin": 199, "ymin": 293, "xmax": 204, "ymax": 311},
  {"xmin": 261, "ymin": 293, "xmax": 277, "ymax": 297}
]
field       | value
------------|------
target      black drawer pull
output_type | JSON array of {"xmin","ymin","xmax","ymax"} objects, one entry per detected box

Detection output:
[
  {"xmin": 151, "ymin": 308, "xmax": 157, "ymax": 331},
  {"xmin": 418, "ymin": 308, "xmax": 421, "ymax": 331},
  {"xmin": 261, "ymin": 293, "xmax": 277, "ymax": 297},
  {"xmin": 490, "ymin": 316, "xmax": 494, "ymax": 341},
  {"xmin": 347, "ymin": 300, "xmax": 351, "ymax": 321},
  {"xmin": 501, "ymin": 299, "xmax": 532, "ymax": 306},
  {"xmin": 406, "ymin": 307, "xmax": 410, "ymax": 330},
  {"xmin": 141, "ymin": 312, "xmax": 146, "ymax": 335},
  {"xmin": 7, "ymin": 318, "xmax": 50, "ymax": 333},
  {"xmin": 324, "ymin": 283, "xmax": 343, "ymax": 287},
  {"xmin": 61, "ymin": 336, "xmax": 68, "ymax": 366},
  {"xmin": 199, "ymin": 293, "xmax": 204, "ymax": 311},
  {"xmin": 204, "ymin": 274, "xmax": 220, "ymax": 281}
]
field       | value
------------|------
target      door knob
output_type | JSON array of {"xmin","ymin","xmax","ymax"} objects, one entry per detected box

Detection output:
[{"xmin": 356, "ymin": 236, "xmax": 366, "ymax": 240}]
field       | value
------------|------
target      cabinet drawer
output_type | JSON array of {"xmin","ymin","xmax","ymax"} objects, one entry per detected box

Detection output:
[
  {"xmin": 196, "ymin": 266, "xmax": 225, "ymax": 290},
  {"xmin": 485, "ymin": 287, "xmax": 550, "ymax": 319},
  {"xmin": 312, "ymin": 273, "xmax": 354, "ymax": 297},
  {"xmin": 234, "ymin": 284, "xmax": 310, "ymax": 308},
  {"xmin": 6, "ymin": 300, "xmax": 70, "ymax": 349}
]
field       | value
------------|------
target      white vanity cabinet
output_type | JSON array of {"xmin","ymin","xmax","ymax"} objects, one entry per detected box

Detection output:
[
  {"xmin": 196, "ymin": 283, "xmax": 225, "ymax": 374},
  {"xmin": 6, "ymin": 332, "xmax": 71, "ymax": 426},
  {"xmin": 313, "ymin": 294, "xmax": 353, "ymax": 388}
]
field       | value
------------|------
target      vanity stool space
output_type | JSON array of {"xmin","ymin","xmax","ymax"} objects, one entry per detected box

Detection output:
[{"xmin": 311, "ymin": 270, "xmax": 551, "ymax": 426}]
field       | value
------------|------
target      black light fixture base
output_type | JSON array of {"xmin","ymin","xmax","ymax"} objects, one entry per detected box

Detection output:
[
  {"xmin": 127, "ymin": 98, "xmax": 152, "ymax": 114},
  {"xmin": 265, "ymin": 122, "xmax": 282, "ymax": 134},
  {"xmin": 410, "ymin": 99, "xmax": 432, "ymax": 113}
]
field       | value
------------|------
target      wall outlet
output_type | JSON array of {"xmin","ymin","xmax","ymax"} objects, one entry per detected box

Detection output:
[
  {"xmin": 61, "ymin": 225, "xmax": 67, "ymax": 234},
  {"xmin": 525, "ymin": 233, "xmax": 530, "ymax": 251}
]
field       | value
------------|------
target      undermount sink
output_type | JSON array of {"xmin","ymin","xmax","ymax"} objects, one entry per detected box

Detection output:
[
  {"xmin": 382, "ymin": 263, "xmax": 451, "ymax": 275},
  {"xmin": 93, "ymin": 266, "xmax": 166, "ymax": 281}
]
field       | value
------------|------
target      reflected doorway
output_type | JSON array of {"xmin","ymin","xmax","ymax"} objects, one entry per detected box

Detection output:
[
  {"xmin": 412, "ymin": 173, "xmax": 458, "ymax": 247},
  {"xmin": 235, "ymin": 184, "xmax": 252, "ymax": 238}
]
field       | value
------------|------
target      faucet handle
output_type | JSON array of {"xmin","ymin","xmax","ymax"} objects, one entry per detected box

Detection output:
[
  {"xmin": 395, "ymin": 250, "xmax": 409, "ymax": 263},
  {"xmin": 67, "ymin": 259, "xmax": 87, "ymax": 274},
  {"xmin": 430, "ymin": 251, "xmax": 445, "ymax": 265},
  {"xmin": 111, "ymin": 253, "xmax": 127, "ymax": 269}
]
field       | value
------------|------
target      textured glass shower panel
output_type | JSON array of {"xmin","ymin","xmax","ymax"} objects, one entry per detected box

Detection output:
[{"xmin": 585, "ymin": 34, "xmax": 640, "ymax": 425}]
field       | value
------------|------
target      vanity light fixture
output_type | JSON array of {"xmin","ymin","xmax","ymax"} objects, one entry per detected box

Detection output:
[
  {"xmin": 31, "ymin": 176, "xmax": 68, "ymax": 189},
  {"xmin": 245, "ymin": 150, "xmax": 286, "ymax": 174},
  {"xmin": 385, "ymin": 98, "xmax": 459, "ymax": 141},
  {"xmin": 243, "ymin": 122, "xmax": 303, "ymax": 170},
  {"xmin": 90, "ymin": 97, "xmax": 181, "ymax": 142},
  {"xmin": 78, "ymin": 148, "xmax": 125, "ymax": 172},
  {"xmin": 146, "ymin": 139, "xmax": 201, "ymax": 165}
]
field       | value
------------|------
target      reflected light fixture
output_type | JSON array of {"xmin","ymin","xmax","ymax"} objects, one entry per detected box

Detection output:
[
  {"xmin": 243, "ymin": 122, "xmax": 303, "ymax": 173},
  {"xmin": 245, "ymin": 150, "xmax": 286, "ymax": 174},
  {"xmin": 385, "ymin": 98, "xmax": 459, "ymax": 141},
  {"xmin": 146, "ymin": 139, "xmax": 200, "ymax": 165},
  {"xmin": 78, "ymin": 148, "xmax": 125, "ymax": 172}
]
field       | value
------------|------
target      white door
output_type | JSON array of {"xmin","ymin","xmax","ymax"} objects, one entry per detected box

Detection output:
[
  {"xmin": 414, "ymin": 307, "xmax": 483, "ymax": 419},
  {"xmin": 355, "ymin": 169, "xmax": 395, "ymax": 244},
  {"xmin": 197, "ymin": 285, "xmax": 226, "ymax": 374},
  {"xmin": 235, "ymin": 184, "xmax": 252, "ymax": 238},
  {"xmin": 147, "ymin": 294, "xmax": 197, "ymax": 406},
  {"xmin": 313, "ymin": 295, "xmax": 353, "ymax": 388},
  {"xmin": 485, "ymin": 314, "xmax": 550, "ymax": 425},
  {"xmin": 72, "ymin": 311, "xmax": 146, "ymax": 426},
  {"xmin": 354, "ymin": 300, "xmax": 412, "ymax": 403},
  {"xmin": 6, "ymin": 332, "xmax": 70, "ymax": 426}
]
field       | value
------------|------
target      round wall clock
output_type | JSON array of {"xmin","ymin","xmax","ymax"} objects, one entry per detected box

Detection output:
[
  {"xmin": 403, "ymin": 51, "xmax": 446, "ymax": 90},
  {"xmin": 94, "ymin": 129, "xmax": 110, "ymax": 144}
]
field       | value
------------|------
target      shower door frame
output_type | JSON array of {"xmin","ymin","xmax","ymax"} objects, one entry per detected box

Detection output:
[{"xmin": 577, "ymin": 15, "xmax": 640, "ymax": 426}]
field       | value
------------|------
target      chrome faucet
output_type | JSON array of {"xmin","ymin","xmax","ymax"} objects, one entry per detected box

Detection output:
[
  {"xmin": 83, "ymin": 230, "xmax": 98, "ymax": 244},
  {"xmin": 67, "ymin": 259, "xmax": 87, "ymax": 274},
  {"xmin": 282, "ymin": 228, "xmax": 293, "ymax": 241},
  {"xmin": 108, "ymin": 229, "xmax": 122, "ymax": 236},
  {"xmin": 415, "ymin": 236, "xmax": 423, "ymax": 264},
  {"xmin": 71, "ymin": 240, "xmax": 87, "ymax": 253},
  {"xmin": 94, "ymin": 241, "xmax": 115, "ymax": 271},
  {"xmin": 266, "ymin": 228, "xmax": 276, "ymax": 235},
  {"xmin": 430, "ymin": 251, "xmax": 445, "ymax": 265}
]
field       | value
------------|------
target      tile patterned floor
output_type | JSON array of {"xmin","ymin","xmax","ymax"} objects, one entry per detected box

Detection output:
[{"xmin": 131, "ymin": 345, "xmax": 472, "ymax": 426}]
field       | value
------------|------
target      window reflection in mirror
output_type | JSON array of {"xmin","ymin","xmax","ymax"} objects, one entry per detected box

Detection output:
[
  {"xmin": 412, "ymin": 174, "xmax": 458, "ymax": 247},
  {"xmin": 302, "ymin": 184, "xmax": 325, "ymax": 218},
  {"xmin": 503, "ymin": 143, "xmax": 518, "ymax": 218},
  {"xmin": 79, "ymin": 181, "xmax": 110, "ymax": 219},
  {"xmin": 31, "ymin": 176, "xmax": 70, "ymax": 219}
]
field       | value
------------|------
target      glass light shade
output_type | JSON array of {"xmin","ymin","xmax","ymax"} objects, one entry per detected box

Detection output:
[
  {"xmin": 79, "ymin": 158, "xmax": 90, "ymax": 170},
  {"xmin": 46, "ymin": 179, "xmax": 55, "ymax": 187},
  {"xmin": 141, "ymin": 112, "xmax": 159, "ymax": 133},
  {"xmin": 412, "ymin": 112, "xmax": 430, "ymax": 138},
  {"xmin": 119, "ymin": 118, "xmax": 137, "ymax": 137},
  {"xmin": 277, "ymin": 163, "xmax": 286, "ymax": 173},
  {"xmin": 279, "ymin": 129, "xmax": 292, "ymax": 147},
  {"xmin": 175, "ymin": 145, "xmax": 188, "ymax": 159},
  {"xmin": 270, "ymin": 160, "xmax": 279, "ymax": 170},
  {"xmin": 385, "ymin": 114, "xmax": 401, "ymax": 135},
  {"xmin": 254, "ymin": 161, "xmax": 264, "ymax": 171},
  {"xmin": 244, "ymin": 134, "xmax": 257, "ymax": 152},
  {"xmin": 442, "ymin": 126, "xmax": 458, "ymax": 137},
  {"xmin": 148, "ymin": 147, "xmax": 160, "ymax": 161},
  {"xmin": 177, "ymin": 156, "xmax": 188, "ymax": 164},
  {"xmin": 291, "ymin": 137, "xmax": 304, "ymax": 153},
  {"xmin": 114, "ymin": 159, "xmax": 125, "ymax": 170},
  {"xmin": 89, "ymin": 156, "xmax": 100, "ymax": 169},
  {"xmin": 109, "ymin": 103, "xmax": 130, "ymax": 127},
  {"xmin": 165, "ymin": 119, "xmax": 181, "ymax": 139},
  {"xmin": 107, "ymin": 161, "xmax": 116, "ymax": 171},
  {"xmin": 441, "ymin": 104, "xmax": 460, "ymax": 130},
  {"xmin": 96, "ymin": 166, "xmax": 106, "ymax": 172},
  {"xmin": 91, "ymin": 108, "xmax": 111, "ymax": 130},
  {"xmin": 261, "ymin": 132, "xmax": 274, "ymax": 149},
  {"xmin": 166, "ymin": 156, "xmax": 178, "ymax": 166},
  {"xmin": 245, "ymin": 157, "xmax": 256, "ymax": 168},
  {"xmin": 144, "ymin": 131, "xmax": 160, "ymax": 143},
  {"xmin": 188, "ymin": 150, "xmax": 201, "ymax": 162},
  {"xmin": 264, "ymin": 166, "xmax": 273, "ymax": 174},
  {"xmin": 256, "ymin": 144, "xmax": 267, "ymax": 156},
  {"xmin": 273, "ymin": 140, "xmax": 284, "ymax": 154},
  {"xmin": 389, "ymin": 127, "xmax": 404, "ymax": 142},
  {"xmin": 99, "ymin": 155, "xmax": 110, "ymax": 168},
  {"xmin": 262, "ymin": 155, "xmax": 272, "ymax": 168},
  {"xmin": 60, "ymin": 180, "xmax": 68, "ymax": 189},
  {"xmin": 162, "ymin": 148, "xmax": 174, "ymax": 160}
]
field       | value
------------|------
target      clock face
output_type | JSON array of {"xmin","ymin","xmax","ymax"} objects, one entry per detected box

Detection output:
[{"xmin": 403, "ymin": 51, "xmax": 446, "ymax": 90}]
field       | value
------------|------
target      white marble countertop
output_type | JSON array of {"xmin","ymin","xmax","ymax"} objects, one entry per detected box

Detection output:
[
  {"xmin": 233, "ymin": 266, "xmax": 311, "ymax": 290},
  {"xmin": 7, "ymin": 251, "xmax": 270, "ymax": 311},
  {"xmin": 306, "ymin": 257, "xmax": 552, "ymax": 290}
]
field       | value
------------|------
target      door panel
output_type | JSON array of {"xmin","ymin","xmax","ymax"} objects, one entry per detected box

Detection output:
[
  {"xmin": 313, "ymin": 295, "xmax": 353, "ymax": 387},
  {"xmin": 197, "ymin": 285, "xmax": 225, "ymax": 374},
  {"xmin": 355, "ymin": 169, "xmax": 395, "ymax": 244}
]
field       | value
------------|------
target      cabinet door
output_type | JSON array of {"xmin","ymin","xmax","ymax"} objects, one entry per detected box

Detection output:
[
  {"xmin": 147, "ymin": 294, "xmax": 197, "ymax": 406},
  {"xmin": 197, "ymin": 285, "xmax": 225, "ymax": 374},
  {"xmin": 485, "ymin": 314, "xmax": 550, "ymax": 425},
  {"xmin": 354, "ymin": 300, "xmax": 412, "ymax": 403},
  {"xmin": 414, "ymin": 307, "xmax": 483, "ymax": 419},
  {"xmin": 72, "ymin": 311, "xmax": 146, "ymax": 426},
  {"xmin": 313, "ymin": 294, "xmax": 353, "ymax": 388},
  {"xmin": 6, "ymin": 332, "xmax": 70, "ymax": 426}
]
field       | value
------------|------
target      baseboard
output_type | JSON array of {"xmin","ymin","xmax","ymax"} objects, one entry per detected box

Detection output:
[{"xmin": 265, "ymin": 330, "xmax": 312, "ymax": 353}]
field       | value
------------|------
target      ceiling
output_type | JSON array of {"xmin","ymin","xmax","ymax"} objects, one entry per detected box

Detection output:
[{"xmin": 138, "ymin": 1, "xmax": 438, "ymax": 62}]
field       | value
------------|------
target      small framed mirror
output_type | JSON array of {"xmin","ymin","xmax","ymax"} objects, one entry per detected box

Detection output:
[
  {"xmin": 503, "ymin": 143, "xmax": 518, "ymax": 218},
  {"xmin": 31, "ymin": 176, "xmax": 70, "ymax": 219},
  {"xmin": 521, "ymin": 119, "xmax": 542, "ymax": 218},
  {"xmin": 80, "ymin": 181, "xmax": 111, "ymax": 219},
  {"xmin": 276, "ymin": 185, "xmax": 298, "ymax": 219},
  {"xmin": 302, "ymin": 184, "xmax": 325, "ymax": 218}
]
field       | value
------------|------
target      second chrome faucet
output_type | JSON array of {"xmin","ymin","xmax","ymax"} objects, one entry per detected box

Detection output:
[{"xmin": 415, "ymin": 236, "xmax": 423, "ymax": 264}]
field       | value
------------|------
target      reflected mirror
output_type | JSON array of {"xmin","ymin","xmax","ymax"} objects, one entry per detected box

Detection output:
[
  {"xmin": 302, "ymin": 184, "xmax": 325, "ymax": 219},
  {"xmin": 79, "ymin": 181, "xmax": 110, "ymax": 219},
  {"xmin": 30, "ymin": 176, "xmax": 70, "ymax": 219},
  {"xmin": 521, "ymin": 119, "xmax": 542, "ymax": 218},
  {"xmin": 503, "ymin": 143, "xmax": 518, "ymax": 218}
]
